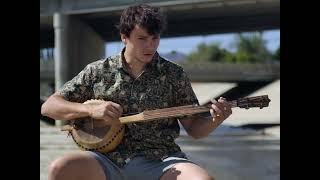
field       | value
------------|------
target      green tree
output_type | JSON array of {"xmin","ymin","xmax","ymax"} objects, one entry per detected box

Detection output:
[
  {"xmin": 273, "ymin": 46, "xmax": 280, "ymax": 61},
  {"xmin": 224, "ymin": 51, "xmax": 237, "ymax": 63},
  {"xmin": 185, "ymin": 31, "xmax": 276, "ymax": 64},
  {"xmin": 233, "ymin": 32, "xmax": 272, "ymax": 63},
  {"xmin": 187, "ymin": 43, "xmax": 229, "ymax": 63}
]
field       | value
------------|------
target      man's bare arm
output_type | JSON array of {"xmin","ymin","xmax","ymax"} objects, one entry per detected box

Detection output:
[
  {"xmin": 41, "ymin": 92, "xmax": 92, "ymax": 120},
  {"xmin": 179, "ymin": 97, "xmax": 232, "ymax": 139},
  {"xmin": 179, "ymin": 115, "xmax": 224, "ymax": 139},
  {"xmin": 41, "ymin": 92, "xmax": 123, "ymax": 124}
]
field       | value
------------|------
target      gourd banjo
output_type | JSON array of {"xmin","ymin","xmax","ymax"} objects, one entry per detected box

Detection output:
[{"xmin": 61, "ymin": 95, "xmax": 271, "ymax": 153}]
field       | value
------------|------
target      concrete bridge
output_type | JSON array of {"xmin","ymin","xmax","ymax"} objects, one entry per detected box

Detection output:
[
  {"xmin": 40, "ymin": 58, "xmax": 280, "ymax": 83},
  {"xmin": 41, "ymin": 0, "xmax": 280, "ymax": 47},
  {"xmin": 40, "ymin": 0, "xmax": 280, "ymax": 92}
]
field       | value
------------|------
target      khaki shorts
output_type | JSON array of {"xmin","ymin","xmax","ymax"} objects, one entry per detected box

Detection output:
[{"xmin": 88, "ymin": 151, "xmax": 196, "ymax": 180}]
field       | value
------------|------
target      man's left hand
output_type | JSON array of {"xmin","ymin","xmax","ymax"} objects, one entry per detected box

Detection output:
[{"xmin": 210, "ymin": 97, "xmax": 232, "ymax": 124}]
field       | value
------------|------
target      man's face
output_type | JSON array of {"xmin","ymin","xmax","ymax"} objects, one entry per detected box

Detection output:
[{"xmin": 121, "ymin": 25, "xmax": 160, "ymax": 64}]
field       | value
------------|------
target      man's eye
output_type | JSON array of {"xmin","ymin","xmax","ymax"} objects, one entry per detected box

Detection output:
[{"xmin": 138, "ymin": 38, "xmax": 146, "ymax": 40}]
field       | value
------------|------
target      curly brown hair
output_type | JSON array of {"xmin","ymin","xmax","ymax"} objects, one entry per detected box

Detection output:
[{"xmin": 116, "ymin": 4, "xmax": 166, "ymax": 37}]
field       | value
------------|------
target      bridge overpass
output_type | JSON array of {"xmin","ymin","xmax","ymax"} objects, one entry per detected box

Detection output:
[
  {"xmin": 40, "ymin": 59, "xmax": 280, "ymax": 83},
  {"xmin": 40, "ymin": 0, "xmax": 280, "ymax": 48},
  {"xmin": 40, "ymin": 0, "xmax": 279, "ymax": 89},
  {"xmin": 40, "ymin": 0, "xmax": 280, "ymax": 123}
]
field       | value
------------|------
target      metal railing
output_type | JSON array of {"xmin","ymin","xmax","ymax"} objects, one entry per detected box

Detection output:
[{"xmin": 40, "ymin": 60, "xmax": 280, "ymax": 82}]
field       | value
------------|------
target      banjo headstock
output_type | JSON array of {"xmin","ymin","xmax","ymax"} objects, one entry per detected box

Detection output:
[{"xmin": 236, "ymin": 95, "xmax": 271, "ymax": 109}]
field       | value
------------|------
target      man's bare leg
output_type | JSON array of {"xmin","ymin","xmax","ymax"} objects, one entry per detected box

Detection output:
[
  {"xmin": 160, "ymin": 162, "xmax": 214, "ymax": 180},
  {"xmin": 48, "ymin": 151, "xmax": 107, "ymax": 180}
]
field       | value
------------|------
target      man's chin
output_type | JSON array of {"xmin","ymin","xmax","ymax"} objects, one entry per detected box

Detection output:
[{"xmin": 142, "ymin": 56, "xmax": 153, "ymax": 62}]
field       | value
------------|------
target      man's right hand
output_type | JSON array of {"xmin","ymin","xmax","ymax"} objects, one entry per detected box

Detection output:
[{"xmin": 87, "ymin": 101, "xmax": 123, "ymax": 125}]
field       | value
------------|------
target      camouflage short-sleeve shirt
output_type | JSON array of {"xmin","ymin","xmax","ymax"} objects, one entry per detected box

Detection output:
[{"xmin": 58, "ymin": 48, "xmax": 199, "ymax": 167}]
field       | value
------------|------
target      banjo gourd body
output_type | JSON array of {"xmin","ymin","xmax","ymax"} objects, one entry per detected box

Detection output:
[{"xmin": 63, "ymin": 99, "xmax": 125, "ymax": 153}]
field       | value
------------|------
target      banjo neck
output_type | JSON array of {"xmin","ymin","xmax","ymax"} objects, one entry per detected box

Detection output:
[
  {"xmin": 120, "ymin": 104, "xmax": 213, "ymax": 124},
  {"xmin": 119, "ymin": 95, "xmax": 270, "ymax": 124}
]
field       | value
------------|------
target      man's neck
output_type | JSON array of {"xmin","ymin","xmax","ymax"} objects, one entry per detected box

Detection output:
[{"xmin": 123, "ymin": 50, "xmax": 146, "ymax": 78}]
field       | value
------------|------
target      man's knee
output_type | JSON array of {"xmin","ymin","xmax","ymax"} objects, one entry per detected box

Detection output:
[
  {"xmin": 48, "ymin": 152, "xmax": 106, "ymax": 180},
  {"xmin": 48, "ymin": 156, "xmax": 72, "ymax": 179},
  {"xmin": 191, "ymin": 174, "xmax": 214, "ymax": 180},
  {"xmin": 161, "ymin": 162, "xmax": 214, "ymax": 180},
  {"xmin": 49, "ymin": 153, "xmax": 89, "ymax": 179}
]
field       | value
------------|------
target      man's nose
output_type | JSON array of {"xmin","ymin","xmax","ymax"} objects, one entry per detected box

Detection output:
[{"xmin": 147, "ymin": 39, "xmax": 157, "ymax": 48}]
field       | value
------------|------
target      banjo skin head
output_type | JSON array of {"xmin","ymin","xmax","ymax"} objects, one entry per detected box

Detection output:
[{"xmin": 67, "ymin": 99, "xmax": 125, "ymax": 153}]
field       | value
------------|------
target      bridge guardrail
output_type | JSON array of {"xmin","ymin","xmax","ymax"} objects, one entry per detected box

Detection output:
[{"xmin": 40, "ymin": 59, "xmax": 280, "ymax": 82}]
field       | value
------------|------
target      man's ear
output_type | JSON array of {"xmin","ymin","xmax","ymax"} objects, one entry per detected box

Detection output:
[{"xmin": 120, "ymin": 34, "xmax": 127, "ymax": 44}]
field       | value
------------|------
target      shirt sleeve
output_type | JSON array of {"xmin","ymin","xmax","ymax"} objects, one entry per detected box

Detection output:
[
  {"xmin": 173, "ymin": 69, "xmax": 199, "ymax": 106},
  {"xmin": 57, "ymin": 64, "xmax": 95, "ymax": 103}
]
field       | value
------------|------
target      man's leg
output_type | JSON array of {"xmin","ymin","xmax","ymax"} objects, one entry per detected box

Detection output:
[
  {"xmin": 48, "ymin": 151, "xmax": 107, "ymax": 180},
  {"xmin": 160, "ymin": 162, "xmax": 214, "ymax": 180}
]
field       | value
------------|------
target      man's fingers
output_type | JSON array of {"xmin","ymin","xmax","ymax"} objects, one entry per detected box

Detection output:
[
  {"xmin": 210, "ymin": 97, "xmax": 233, "ymax": 120},
  {"xmin": 103, "ymin": 101, "xmax": 123, "ymax": 116},
  {"xmin": 209, "ymin": 109, "xmax": 217, "ymax": 118},
  {"xmin": 103, "ymin": 113, "xmax": 114, "ymax": 121},
  {"xmin": 211, "ymin": 104, "xmax": 225, "ymax": 118},
  {"xmin": 218, "ymin": 97, "xmax": 232, "ymax": 115},
  {"xmin": 109, "ymin": 102, "xmax": 123, "ymax": 115},
  {"xmin": 106, "ymin": 107, "xmax": 119, "ymax": 119},
  {"xmin": 109, "ymin": 105, "xmax": 120, "ymax": 115}
]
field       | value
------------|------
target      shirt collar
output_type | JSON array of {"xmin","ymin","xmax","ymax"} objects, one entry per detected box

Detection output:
[{"xmin": 116, "ymin": 47, "xmax": 162, "ymax": 73}]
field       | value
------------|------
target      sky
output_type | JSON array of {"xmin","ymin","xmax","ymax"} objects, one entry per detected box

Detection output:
[{"xmin": 105, "ymin": 29, "xmax": 280, "ymax": 56}]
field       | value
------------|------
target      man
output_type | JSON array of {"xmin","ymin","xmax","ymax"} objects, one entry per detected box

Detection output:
[{"xmin": 41, "ymin": 4, "xmax": 232, "ymax": 180}]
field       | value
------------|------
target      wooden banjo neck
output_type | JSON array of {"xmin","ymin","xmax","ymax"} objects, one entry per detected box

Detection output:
[{"xmin": 119, "ymin": 95, "xmax": 271, "ymax": 124}]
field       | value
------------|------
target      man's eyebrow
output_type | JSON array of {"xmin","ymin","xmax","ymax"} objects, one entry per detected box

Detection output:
[{"xmin": 137, "ymin": 35, "xmax": 148, "ymax": 38}]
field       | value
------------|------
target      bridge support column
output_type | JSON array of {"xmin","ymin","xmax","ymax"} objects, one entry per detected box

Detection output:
[{"xmin": 53, "ymin": 13, "xmax": 105, "ymax": 126}]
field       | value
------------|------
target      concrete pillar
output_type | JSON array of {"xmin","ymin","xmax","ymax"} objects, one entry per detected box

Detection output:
[
  {"xmin": 53, "ymin": 13, "xmax": 105, "ymax": 126},
  {"xmin": 53, "ymin": 13, "xmax": 69, "ymax": 92}
]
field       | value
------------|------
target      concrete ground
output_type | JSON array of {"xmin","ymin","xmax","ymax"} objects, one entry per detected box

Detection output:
[
  {"xmin": 41, "ymin": 80, "xmax": 280, "ymax": 179},
  {"xmin": 40, "ymin": 121, "xmax": 279, "ymax": 180},
  {"xmin": 178, "ymin": 126, "xmax": 280, "ymax": 180}
]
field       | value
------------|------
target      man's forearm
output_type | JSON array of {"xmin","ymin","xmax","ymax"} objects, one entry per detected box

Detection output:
[
  {"xmin": 187, "ymin": 115, "xmax": 222, "ymax": 139},
  {"xmin": 41, "ymin": 94, "xmax": 90, "ymax": 121},
  {"xmin": 180, "ymin": 97, "xmax": 232, "ymax": 139}
]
